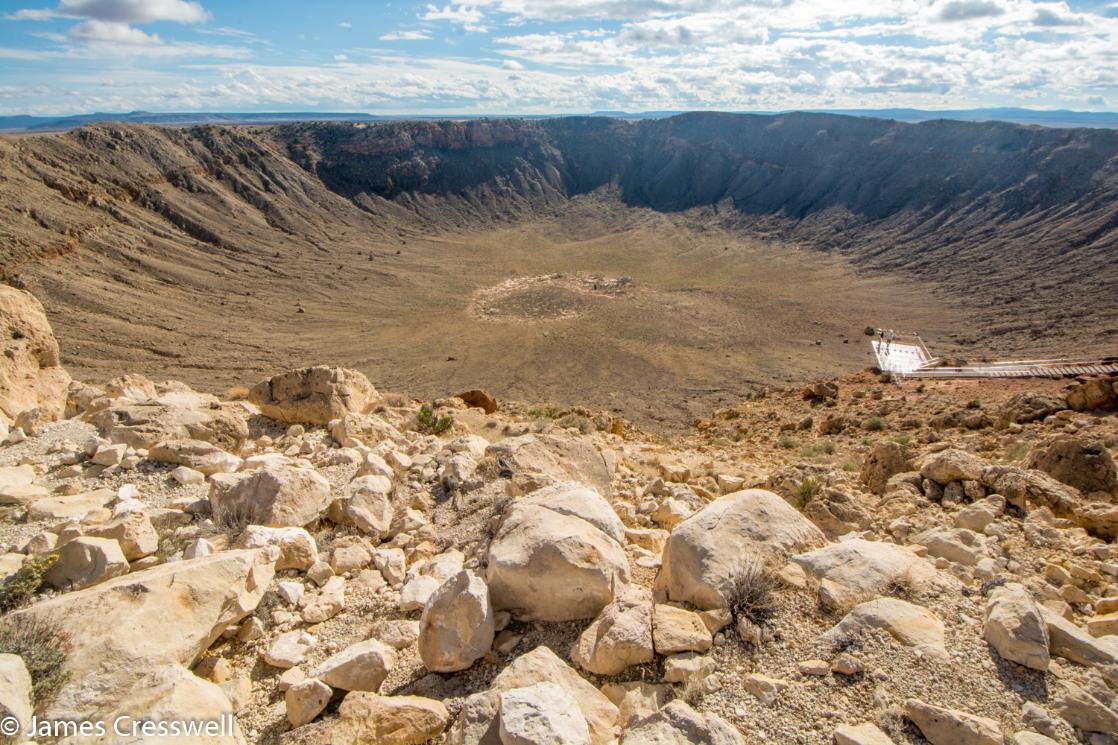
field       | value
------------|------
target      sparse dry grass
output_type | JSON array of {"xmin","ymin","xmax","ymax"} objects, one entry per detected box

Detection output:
[
  {"xmin": 224, "ymin": 384, "xmax": 251, "ymax": 400},
  {"xmin": 0, "ymin": 615, "xmax": 71, "ymax": 710}
]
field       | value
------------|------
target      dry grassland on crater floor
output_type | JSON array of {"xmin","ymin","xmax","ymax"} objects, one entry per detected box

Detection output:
[{"xmin": 23, "ymin": 199, "xmax": 968, "ymax": 431}]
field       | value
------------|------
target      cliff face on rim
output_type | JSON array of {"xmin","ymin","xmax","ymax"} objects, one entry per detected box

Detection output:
[{"xmin": 5, "ymin": 112, "xmax": 1117, "ymax": 285}]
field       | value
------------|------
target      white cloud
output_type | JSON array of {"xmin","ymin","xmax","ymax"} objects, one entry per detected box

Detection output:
[
  {"xmin": 1031, "ymin": 3, "xmax": 1085, "ymax": 25},
  {"xmin": 338, "ymin": 21, "xmax": 352, "ymax": 29},
  {"xmin": 11, "ymin": 0, "xmax": 209, "ymax": 23},
  {"xmin": 199, "ymin": 26, "xmax": 258, "ymax": 40},
  {"xmin": 934, "ymin": 0, "xmax": 1005, "ymax": 21},
  {"xmin": 469, "ymin": 0, "xmax": 788, "ymax": 22},
  {"xmin": 380, "ymin": 30, "xmax": 433, "ymax": 40},
  {"xmin": 4, "ymin": 0, "xmax": 250, "ymax": 62},
  {"xmin": 422, "ymin": 2, "xmax": 487, "ymax": 30},
  {"xmin": 68, "ymin": 19, "xmax": 158, "ymax": 43}
]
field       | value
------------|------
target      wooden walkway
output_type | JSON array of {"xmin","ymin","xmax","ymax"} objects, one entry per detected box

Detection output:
[{"xmin": 871, "ymin": 332, "xmax": 1118, "ymax": 380}]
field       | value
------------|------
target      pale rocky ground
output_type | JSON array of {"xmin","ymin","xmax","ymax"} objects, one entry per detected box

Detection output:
[{"xmin": 1, "ymin": 283, "xmax": 1117, "ymax": 745}]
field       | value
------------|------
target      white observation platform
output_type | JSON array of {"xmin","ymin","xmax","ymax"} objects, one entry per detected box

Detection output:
[{"xmin": 871, "ymin": 330, "xmax": 1118, "ymax": 379}]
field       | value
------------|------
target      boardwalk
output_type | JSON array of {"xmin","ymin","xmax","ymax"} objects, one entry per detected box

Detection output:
[{"xmin": 871, "ymin": 331, "xmax": 1118, "ymax": 380}]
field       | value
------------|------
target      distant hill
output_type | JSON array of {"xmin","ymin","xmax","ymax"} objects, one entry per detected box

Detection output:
[
  {"xmin": 815, "ymin": 107, "xmax": 1118, "ymax": 129},
  {"xmin": 3, "ymin": 106, "xmax": 1117, "ymax": 132},
  {"xmin": 0, "ymin": 111, "xmax": 394, "ymax": 132}
]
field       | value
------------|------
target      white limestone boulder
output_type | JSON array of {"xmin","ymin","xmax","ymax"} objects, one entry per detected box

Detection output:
[
  {"xmin": 209, "ymin": 465, "xmax": 331, "ymax": 528},
  {"xmin": 418, "ymin": 570, "xmax": 495, "ymax": 673},
  {"xmin": 656, "ymin": 490, "xmax": 826, "ymax": 610},
  {"xmin": 486, "ymin": 502, "xmax": 629, "ymax": 622}
]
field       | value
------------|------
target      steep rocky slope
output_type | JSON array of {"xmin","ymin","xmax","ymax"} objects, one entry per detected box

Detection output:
[
  {"xmin": 2, "ymin": 284, "xmax": 1118, "ymax": 745},
  {"xmin": 7, "ymin": 113, "xmax": 1118, "ymax": 297}
]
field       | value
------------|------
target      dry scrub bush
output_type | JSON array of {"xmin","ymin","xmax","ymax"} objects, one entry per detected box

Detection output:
[
  {"xmin": 0, "ymin": 615, "xmax": 71, "ymax": 710},
  {"xmin": 0, "ymin": 554, "xmax": 55, "ymax": 613},
  {"xmin": 726, "ymin": 558, "xmax": 781, "ymax": 627}
]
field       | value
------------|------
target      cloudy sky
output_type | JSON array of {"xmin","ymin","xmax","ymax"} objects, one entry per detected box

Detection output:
[{"xmin": 1, "ymin": 0, "xmax": 1116, "ymax": 115}]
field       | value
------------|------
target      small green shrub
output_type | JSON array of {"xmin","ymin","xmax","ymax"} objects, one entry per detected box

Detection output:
[
  {"xmin": 891, "ymin": 434, "xmax": 912, "ymax": 445},
  {"xmin": 556, "ymin": 413, "xmax": 592, "ymax": 434},
  {"xmin": 796, "ymin": 476, "xmax": 823, "ymax": 507},
  {"xmin": 0, "ymin": 554, "xmax": 55, "ymax": 613},
  {"xmin": 416, "ymin": 403, "xmax": 454, "ymax": 435},
  {"xmin": 1005, "ymin": 441, "xmax": 1030, "ymax": 462},
  {"xmin": 0, "ymin": 616, "xmax": 71, "ymax": 709},
  {"xmin": 801, "ymin": 440, "xmax": 836, "ymax": 458},
  {"xmin": 777, "ymin": 435, "xmax": 798, "ymax": 450},
  {"xmin": 527, "ymin": 405, "xmax": 565, "ymax": 419},
  {"xmin": 864, "ymin": 417, "xmax": 886, "ymax": 432}
]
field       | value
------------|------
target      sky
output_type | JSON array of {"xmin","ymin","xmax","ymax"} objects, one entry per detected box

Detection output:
[{"xmin": 1, "ymin": 0, "xmax": 1116, "ymax": 116}]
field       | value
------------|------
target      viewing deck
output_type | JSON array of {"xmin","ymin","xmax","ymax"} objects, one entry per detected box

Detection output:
[{"xmin": 871, "ymin": 331, "xmax": 1118, "ymax": 380}]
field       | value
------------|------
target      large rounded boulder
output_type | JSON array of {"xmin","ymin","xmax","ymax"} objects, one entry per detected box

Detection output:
[
  {"xmin": 249, "ymin": 365, "xmax": 379, "ymax": 425},
  {"xmin": 520, "ymin": 482, "xmax": 626, "ymax": 544},
  {"xmin": 486, "ymin": 434, "xmax": 613, "ymax": 497},
  {"xmin": 486, "ymin": 501, "xmax": 630, "ymax": 622},
  {"xmin": 1026, "ymin": 435, "xmax": 1117, "ymax": 497},
  {"xmin": 418, "ymin": 570, "xmax": 495, "ymax": 672},
  {"xmin": 0, "ymin": 285, "xmax": 71, "ymax": 421},
  {"xmin": 209, "ymin": 465, "xmax": 331, "ymax": 528},
  {"xmin": 655, "ymin": 489, "xmax": 826, "ymax": 610}
]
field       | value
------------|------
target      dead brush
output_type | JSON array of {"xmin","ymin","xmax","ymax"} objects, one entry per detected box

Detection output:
[
  {"xmin": 878, "ymin": 704, "xmax": 918, "ymax": 742},
  {"xmin": 223, "ymin": 385, "xmax": 251, "ymax": 400},
  {"xmin": 884, "ymin": 567, "xmax": 923, "ymax": 602},
  {"xmin": 214, "ymin": 499, "xmax": 258, "ymax": 532},
  {"xmin": 481, "ymin": 494, "xmax": 514, "ymax": 542},
  {"xmin": 679, "ymin": 673, "xmax": 707, "ymax": 705},
  {"xmin": 726, "ymin": 558, "xmax": 782, "ymax": 627}
]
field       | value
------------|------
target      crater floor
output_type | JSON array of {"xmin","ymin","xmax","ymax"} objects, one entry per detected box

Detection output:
[{"xmin": 25, "ymin": 196, "xmax": 968, "ymax": 430}]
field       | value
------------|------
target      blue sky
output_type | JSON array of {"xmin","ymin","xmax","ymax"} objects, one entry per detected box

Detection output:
[{"xmin": 1, "ymin": 0, "xmax": 1116, "ymax": 115}]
